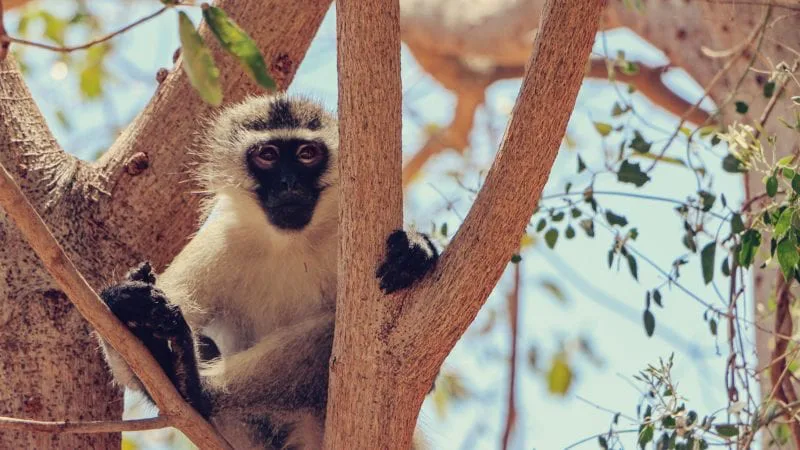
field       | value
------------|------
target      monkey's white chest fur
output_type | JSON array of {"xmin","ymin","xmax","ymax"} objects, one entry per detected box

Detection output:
[{"xmin": 157, "ymin": 191, "xmax": 338, "ymax": 357}]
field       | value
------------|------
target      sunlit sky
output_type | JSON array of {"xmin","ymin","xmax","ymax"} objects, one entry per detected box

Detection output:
[{"xmin": 7, "ymin": 1, "xmax": 750, "ymax": 449}]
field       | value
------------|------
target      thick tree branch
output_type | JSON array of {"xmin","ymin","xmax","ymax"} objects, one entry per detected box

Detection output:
[
  {"xmin": 325, "ymin": 0, "xmax": 405, "ymax": 447},
  {"xmin": 0, "ymin": 58, "xmax": 74, "ymax": 211},
  {"xmin": 328, "ymin": 0, "xmax": 604, "ymax": 448},
  {"xmin": 400, "ymin": 0, "xmax": 605, "ymax": 366},
  {"xmin": 402, "ymin": 89, "xmax": 484, "ymax": 187},
  {"xmin": 400, "ymin": 56, "xmax": 713, "ymax": 187},
  {"xmin": 0, "ymin": 416, "xmax": 169, "ymax": 434},
  {"xmin": 0, "ymin": 163, "xmax": 233, "ymax": 449}
]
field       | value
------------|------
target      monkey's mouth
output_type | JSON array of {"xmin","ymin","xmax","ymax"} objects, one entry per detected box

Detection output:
[{"xmin": 264, "ymin": 199, "xmax": 317, "ymax": 230}]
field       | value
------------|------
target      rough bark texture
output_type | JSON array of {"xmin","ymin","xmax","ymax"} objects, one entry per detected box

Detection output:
[
  {"xmin": 325, "ymin": 0, "xmax": 604, "ymax": 448},
  {"xmin": 0, "ymin": 1, "xmax": 330, "ymax": 448}
]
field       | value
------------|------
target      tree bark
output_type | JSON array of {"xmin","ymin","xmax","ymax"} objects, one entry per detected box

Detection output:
[
  {"xmin": 0, "ymin": 1, "xmax": 330, "ymax": 448},
  {"xmin": 325, "ymin": 0, "xmax": 605, "ymax": 448}
]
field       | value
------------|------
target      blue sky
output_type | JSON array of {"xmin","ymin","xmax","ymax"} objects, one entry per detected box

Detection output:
[{"xmin": 7, "ymin": 1, "xmax": 749, "ymax": 449}]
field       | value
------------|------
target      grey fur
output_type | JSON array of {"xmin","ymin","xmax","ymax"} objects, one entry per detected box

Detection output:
[{"xmin": 99, "ymin": 94, "xmax": 432, "ymax": 449}]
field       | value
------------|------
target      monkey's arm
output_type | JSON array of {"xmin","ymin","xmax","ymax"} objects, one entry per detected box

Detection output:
[{"xmin": 97, "ymin": 262, "xmax": 211, "ymax": 417}]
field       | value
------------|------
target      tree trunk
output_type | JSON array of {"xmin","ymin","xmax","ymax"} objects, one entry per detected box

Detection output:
[
  {"xmin": 0, "ymin": 1, "xmax": 330, "ymax": 447},
  {"xmin": 325, "ymin": 0, "xmax": 605, "ymax": 448}
]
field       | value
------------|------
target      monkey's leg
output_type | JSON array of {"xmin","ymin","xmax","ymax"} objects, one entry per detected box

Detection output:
[{"xmin": 98, "ymin": 262, "xmax": 210, "ymax": 417}]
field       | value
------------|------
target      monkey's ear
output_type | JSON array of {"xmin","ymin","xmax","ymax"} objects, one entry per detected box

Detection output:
[{"xmin": 126, "ymin": 262, "xmax": 157, "ymax": 284}]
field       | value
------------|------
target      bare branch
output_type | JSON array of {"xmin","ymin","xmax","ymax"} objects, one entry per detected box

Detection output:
[
  {"xmin": 401, "ymin": 0, "xmax": 605, "ymax": 365},
  {"xmin": 0, "ymin": 163, "xmax": 233, "ymax": 450},
  {"xmin": 501, "ymin": 261, "xmax": 521, "ymax": 450},
  {"xmin": 401, "ymin": 57, "xmax": 712, "ymax": 188},
  {"xmin": 402, "ymin": 90, "xmax": 483, "ymax": 187},
  {"xmin": 6, "ymin": 7, "xmax": 169, "ymax": 54},
  {"xmin": 0, "ymin": 416, "xmax": 170, "ymax": 434}
]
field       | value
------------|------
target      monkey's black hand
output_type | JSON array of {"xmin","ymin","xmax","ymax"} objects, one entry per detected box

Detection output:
[
  {"xmin": 100, "ymin": 262, "xmax": 210, "ymax": 417},
  {"xmin": 376, "ymin": 230, "xmax": 438, "ymax": 294}
]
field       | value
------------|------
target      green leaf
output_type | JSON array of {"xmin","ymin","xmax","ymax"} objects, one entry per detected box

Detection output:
[
  {"xmin": 547, "ymin": 353, "xmax": 572, "ymax": 395},
  {"xmin": 698, "ymin": 191, "xmax": 715, "ymax": 212},
  {"xmin": 594, "ymin": 122, "xmax": 613, "ymax": 137},
  {"xmin": 535, "ymin": 218, "xmax": 547, "ymax": 232},
  {"xmin": 767, "ymin": 176, "xmax": 778, "ymax": 197},
  {"xmin": 778, "ymin": 155, "xmax": 795, "ymax": 167},
  {"xmin": 40, "ymin": 12, "xmax": 67, "ymax": 45},
  {"xmin": 598, "ymin": 435, "xmax": 608, "ymax": 449},
  {"xmin": 626, "ymin": 253, "xmax": 638, "ymax": 280},
  {"xmin": 544, "ymin": 229, "xmax": 559, "ymax": 249},
  {"xmin": 510, "ymin": 254, "xmax": 522, "ymax": 264},
  {"xmin": 722, "ymin": 257, "xmax": 730, "ymax": 276},
  {"xmin": 722, "ymin": 154, "xmax": 747, "ymax": 173},
  {"xmin": 552, "ymin": 211, "xmax": 565, "ymax": 222},
  {"xmin": 777, "ymin": 234, "xmax": 799, "ymax": 281},
  {"xmin": 739, "ymin": 229, "xmax": 761, "ymax": 268},
  {"xmin": 570, "ymin": 208, "xmax": 581, "ymax": 219},
  {"xmin": 775, "ymin": 208, "xmax": 794, "ymax": 240},
  {"xmin": 440, "ymin": 222, "xmax": 448, "ymax": 237},
  {"xmin": 630, "ymin": 130, "xmax": 652, "ymax": 153},
  {"xmin": 565, "ymin": 225, "xmax": 576, "ymax": 239},
  {"xmin": 653, "ymin": 289, "xmax": 662, "ymax": 307},
  {"xmin": 607, "ymin": 249, "xmax": 615, "ymax": 268},
  {"xmin": 577, "ymin": 155, "xmax": 587, "ymax": 173},
  {"xmin": 605, "ymin": 210, "xmax": 628, "ymax": 227},
  {"xmin": 735, "ymin": 101, "xmax": 749, "ymax": 114},
  {"xmin": 701, "ymin": 242, "xmax": 716, "ymax": 284},
  {"xmin": 639, "ymin": 424, "xmax": 654, "ymax": 449},
  {"xmin": 178, "ymin": 12, "xmax": 223, "ymax": 106},
  {"xmin": 203, "ymin": 6, "xmax": 276, "ymax": 90},
  {"xmin": 792, "ymin": 96, "xmax": 800, "ymax": 106},
  {"xmin": 579, "ymin": 219, "xmax": 595, "ymax": 237},
  {"xmin": 78, "ymin": 44, "xmax": 110, "ymax": 100},
  {"xmin": 617, "ymin": 160, "xmax": 651, "ymax": 187},
  {"xmin": 764, "ymin": 81, "xmax": 776, "ymax": 98},
  {"xmin": 793, "ymin": 174, "xmax": 800, "ymax": 194},
  {"xmin": 611, "ymin": 102, "xmax": 630, "ymax": 117},
  {"xmin": 783, "ymin": 167, "xmax": 796, "ymax": 179},
  {"xmin": 715, "ymin": 424, "xmax": 739, "ymax": 437},
  {"xmin": 731, "ymin": 213, "xmax": 745, "ymax": 234}
]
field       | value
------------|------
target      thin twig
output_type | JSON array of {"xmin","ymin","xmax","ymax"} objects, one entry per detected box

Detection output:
[
  {"xmin": 5, "ymin": 7, "xmax": 168, "ymax": 53},
  {"xmin": 0, "ymin": 162, "xmax": 233, "ymax": 450},
  {"xmin": 0, "ymin": 416, "xmax": 170, "ymax": 434},
  {"xmin": 501, "ymin": 260, "xmax": 521, "ymax": 450}
]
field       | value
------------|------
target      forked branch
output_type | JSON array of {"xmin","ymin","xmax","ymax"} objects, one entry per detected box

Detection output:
[
  {"xmin": 0, "ymin": 163, "xmax": 233, "ymax": 450},
  {"xmin": 401, "ymin": 0, "xmax": 606, "ymax": 362}
]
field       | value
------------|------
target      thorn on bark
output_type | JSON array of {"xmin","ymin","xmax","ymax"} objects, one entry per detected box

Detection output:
[
  {"xmin": 156, "ymin": 68, "xmax": 169, "ymax": 84},
  {"xmin": 125, "ymin": 152, "xmax": 150, "ymax": 176}
]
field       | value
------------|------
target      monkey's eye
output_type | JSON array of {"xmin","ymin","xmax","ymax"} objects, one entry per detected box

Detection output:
[
  {"xmin": 250, "ymin": 145, "xmax": 280, "ymax": 169},
  {"xmin": 297, "ymin": 143, "xmax": 322, "ymax": 165}
]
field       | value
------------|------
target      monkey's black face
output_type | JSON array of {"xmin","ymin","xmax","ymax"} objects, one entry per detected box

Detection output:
[{"xmin": 246, "ymin": 138, "xmax": 330, "ymax": 230}]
